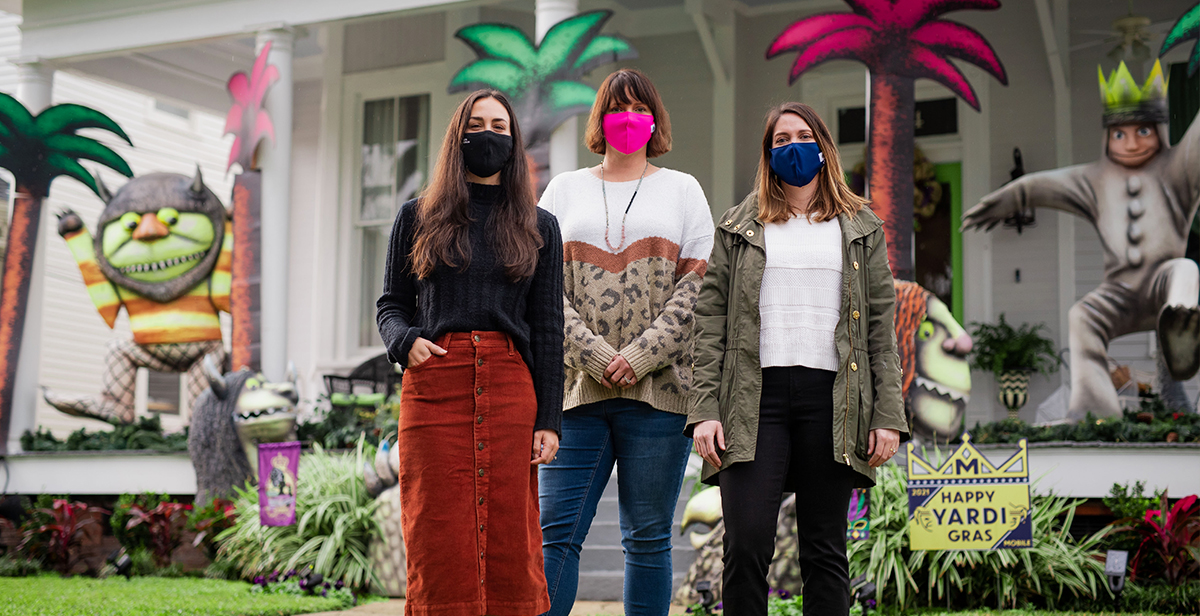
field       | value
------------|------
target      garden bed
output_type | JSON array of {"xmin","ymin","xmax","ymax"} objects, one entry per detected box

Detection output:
[{"xmin": 0, "ymin": 576, "xmax": 359, "ymax": 616}]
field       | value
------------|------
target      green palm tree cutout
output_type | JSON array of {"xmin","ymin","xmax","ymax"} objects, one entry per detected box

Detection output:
[
  {"xmin": 1160, "ymin": 2, "xmax": 1200, "ymax": 77},
  {"xmin": 0, "ymin": 92, "xmax": 133, "ymax": 452},
  {"xmin": 449, "ymin": 9, "xmax": 637, "ymax": 148}
]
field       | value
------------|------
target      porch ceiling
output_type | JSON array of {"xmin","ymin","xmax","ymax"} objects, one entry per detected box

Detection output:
[{"xmin": 61, "ymin": 30, "xmax": 324, "ymax": 114}]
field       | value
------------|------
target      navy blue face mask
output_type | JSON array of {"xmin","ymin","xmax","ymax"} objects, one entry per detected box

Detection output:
[{"xmin": 769, "ymin": 141, "xmax": 825, "ymax": 187}]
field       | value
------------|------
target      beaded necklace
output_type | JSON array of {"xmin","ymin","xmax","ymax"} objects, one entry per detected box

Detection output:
[{"xmin": 601, "ymin": 159, "xmax": 650, "ymax": 252}]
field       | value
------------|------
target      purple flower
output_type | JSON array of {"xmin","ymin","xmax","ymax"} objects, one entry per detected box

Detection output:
[
  {"xmin": 335, "ymin": 580, "xmax": 344, "ymax": 589},
  {"xmin": 267, "ymin": 571, "xmax": 279, "ymax": 583},
  {"xmin": 779, "ymin": 590, "xmax": 791, "ymax": 599},
  {"xmin": 252, "ymin": 576, "xmax": 266, "ymax": 586},
  {"xmin": 686, "ymin": 608, "xmax": 694, "ymax": 614},
  {"xmin": 321, "ymin": 589, "xmax": 328, "ymax": 597}
]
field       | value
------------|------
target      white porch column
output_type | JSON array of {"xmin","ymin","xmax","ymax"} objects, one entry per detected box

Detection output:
[
  {"xmin": 256, "ymin": 28, "xmax": 294, "ymax": 381},
  {"xmin": 687, "ymin": 0, "xmax": 735, "ymax": 213},
  {"xmin": 8, "ymin": 58, "xmax": 55, "ymax": 454},
  {"xmin": 537, "ymin": 0, "xmax": 578, "ymax": 179}
]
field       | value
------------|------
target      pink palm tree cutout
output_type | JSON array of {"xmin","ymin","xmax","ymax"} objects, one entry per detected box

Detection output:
[
  {"xmin": 766, "ymin": 0, "xmax": 1008, "ymax": 281},
  {"xmin": 224, "ymin": 41, "xmax": 280, "ymax": 172}
]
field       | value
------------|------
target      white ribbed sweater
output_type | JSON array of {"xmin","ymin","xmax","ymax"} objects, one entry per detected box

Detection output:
[{"xmin": 760, "ymin": 214, "xmax": 843, "ymax": 371}]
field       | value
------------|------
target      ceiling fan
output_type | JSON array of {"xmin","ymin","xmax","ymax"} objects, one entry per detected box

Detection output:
[{"xmin": 1071, "ymin": 2, "xmax": 1175, "ymax": 64}]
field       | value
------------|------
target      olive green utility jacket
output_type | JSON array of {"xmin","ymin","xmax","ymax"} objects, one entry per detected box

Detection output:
[{"xmin": 686, "ymin": 194, "xmax": 909, "ymax": 488}]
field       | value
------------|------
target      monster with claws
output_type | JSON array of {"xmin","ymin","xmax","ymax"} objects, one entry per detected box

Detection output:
[
  {"xmin": 43, "ymin": 169, "xmax": 232, "ymax": 423},
  {"xmin": 963, "ymin": 60, "xmax": 1200, "ymax": 417}
]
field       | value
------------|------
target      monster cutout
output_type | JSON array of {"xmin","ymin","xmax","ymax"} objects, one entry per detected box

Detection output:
[
  {"xmin": 44, "ymin": 169, "xmax": 232, "ymax": 424},
  {"xmin": 964, "ymin": 60, "xmax": 1200, "ymax": 418},
  {"xmin": 363, "ymin": 442, "xmax": 406, "ymax": 597},
  {"xmin": 188, "ymin": 357, "xmax": 298, "ymax": 504},
  {"xmin": 894, "ymin": 281, "xmax": 972, "ymax": 442}
]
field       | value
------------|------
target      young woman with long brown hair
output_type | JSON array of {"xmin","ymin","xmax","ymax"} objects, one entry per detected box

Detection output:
[
  {"xmin": 537, "ymin": 68, "xmax": 713, "ymax": 616},
  {"xmin": 377, "ymin": 89, "xmax": 564, "ymax": 616},
  {"xmin": 687, "ymin": 102, "xmax": 908, "ymax": 615}
]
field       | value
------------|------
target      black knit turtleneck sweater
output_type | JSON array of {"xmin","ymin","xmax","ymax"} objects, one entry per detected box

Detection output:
[{"xmin": 376, "ymin": 183, "xmax": 565, "ymax": 435}]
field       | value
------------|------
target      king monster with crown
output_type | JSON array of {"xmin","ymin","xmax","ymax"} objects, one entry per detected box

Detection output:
[
  {"xmin": 964, "ymin": 60, "xmax": 1200, "ymax": 417},
  {"xmin": 43, "ymin": 169, "xmax": 232, "ymax": 424}
]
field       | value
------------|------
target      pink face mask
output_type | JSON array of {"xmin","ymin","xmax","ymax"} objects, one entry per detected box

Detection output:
[{"xmin": 603, "ymin": 112, "xmax": 655, "ymax": 154}]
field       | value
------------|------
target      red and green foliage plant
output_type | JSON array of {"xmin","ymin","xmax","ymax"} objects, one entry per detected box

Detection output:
[
  {"xmin": 16, "ymin": 499, "xmax": 108, "ymax": 575},
  {"xmin": 124, "ymin": 501, "xmax": 193, "ymax": 568},
  {"xmin": 766, "ymin": 0, "xmax": 1007, "ymax": 281},
  {"xmin": 1115, "ymin": 494, "xmax": 1200, "ymax": 586},
  {"xmin": 188, "ymin": 498, "xmax": 237, "ymax": 560}
]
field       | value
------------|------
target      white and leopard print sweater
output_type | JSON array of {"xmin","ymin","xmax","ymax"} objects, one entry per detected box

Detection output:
[{"xmin": 539, "ymin": 167, "xmax": 714, "ymax": 415}]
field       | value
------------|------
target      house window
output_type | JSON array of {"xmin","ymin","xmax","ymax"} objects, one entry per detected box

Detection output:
[{"xmin": 357, "ymin": 94, "xmax": 430, "ymax": 348}]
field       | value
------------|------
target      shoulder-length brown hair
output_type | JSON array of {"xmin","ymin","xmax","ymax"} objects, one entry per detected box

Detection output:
[
  {"xmin": 755, "ymin": 102, "xmax": 867, "ymax": 223},
  {"xmin": 411, "ymin": 89, "xmax": 541, "ymax": 281},
  {"xmin": 584, "ymin": 68, "xmax": 672, "ymax": 158}
]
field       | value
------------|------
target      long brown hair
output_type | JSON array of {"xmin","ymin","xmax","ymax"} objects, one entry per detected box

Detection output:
[
  {"xmin": 411, "ymin": 90, "xmax": 541, "ymax": 281},
  {"xmin": 584, "ymin": 68, "xmax": 672, "ymax": 158},
  {"xmin": 755, "ymin": 102, "xmax": 866, "ymax": 223}
]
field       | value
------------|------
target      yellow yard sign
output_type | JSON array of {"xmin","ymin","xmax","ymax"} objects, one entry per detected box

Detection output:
[{"xmin": 906, "ymin": 434, "xmax": 1032, "ymax": 551}]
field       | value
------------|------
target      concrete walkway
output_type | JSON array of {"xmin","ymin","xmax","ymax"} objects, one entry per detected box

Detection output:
[{"xmin": 307, "ymin": 599, "xmax": 689, "ymax": 615}]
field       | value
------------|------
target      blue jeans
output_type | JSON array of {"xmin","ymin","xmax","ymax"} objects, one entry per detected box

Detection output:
[{"xmin": 539, "ymin": 399, "xmax": 691, "ymax": 616}]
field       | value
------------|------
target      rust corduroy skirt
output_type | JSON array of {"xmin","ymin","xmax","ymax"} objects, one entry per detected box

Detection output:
[{"xmin": 398, "ymin": 331, "xmax": 550, "ymax": 616}]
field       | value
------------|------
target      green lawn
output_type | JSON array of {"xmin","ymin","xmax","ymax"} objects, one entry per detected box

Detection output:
[{"xmin": 0, "ymin": 576, "xmax": 354, "ymax": 616}]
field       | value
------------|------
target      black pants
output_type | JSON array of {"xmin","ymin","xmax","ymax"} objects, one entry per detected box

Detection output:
[{"xmin": 719, "ymin": 366, "xmax": 857, "ymax": 616}]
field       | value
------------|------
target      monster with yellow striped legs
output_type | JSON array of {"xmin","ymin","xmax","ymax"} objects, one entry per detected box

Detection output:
[{"xmin": 44, "ymin": 168, "xmax": 232, "ymax": 423}]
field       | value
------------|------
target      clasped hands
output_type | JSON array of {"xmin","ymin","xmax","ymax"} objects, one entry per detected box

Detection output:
[{"xmin": 600, "ymin": 354, "xmax": 637, "ymax": 389}]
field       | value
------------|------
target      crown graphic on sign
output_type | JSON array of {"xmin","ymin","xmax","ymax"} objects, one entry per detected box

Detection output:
[
  {"xmin": 907, "ymin": 433, "xmax": 1028, "ymax": 486},
  {"xmin": 1098, "ymin": 60, "xmax": 1168, "ymax": 126}
]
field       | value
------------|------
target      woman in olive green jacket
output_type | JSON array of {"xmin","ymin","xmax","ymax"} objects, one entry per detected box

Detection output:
[{"xmin": 686, "ymin": 103, "xmax": 908, "ymax": 615}]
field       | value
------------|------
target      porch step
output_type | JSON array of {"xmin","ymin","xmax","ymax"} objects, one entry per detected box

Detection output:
[{"xmin": 575, "ymin": 471, "xmax": 698, "ymax": 602}]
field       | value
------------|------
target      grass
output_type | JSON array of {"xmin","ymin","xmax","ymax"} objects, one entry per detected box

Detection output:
[{"xmin": 0, "ymin": 575, "xmax": 355, "ymax": 616}]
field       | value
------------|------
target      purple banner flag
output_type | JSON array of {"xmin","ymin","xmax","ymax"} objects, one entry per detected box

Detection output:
[{"xmin": 258, "ymin": 441, "xmax": 299, "ymax": 526}]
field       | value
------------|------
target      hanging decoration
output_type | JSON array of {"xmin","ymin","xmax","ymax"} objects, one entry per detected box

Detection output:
[
  {"xmin": 0, "ymin": 94, "xmax": 133, "ymax": 451},
  {"xmin": 766, "ymin": 0, "xmax": 1007, "ymax": 281},
  {"xmin": 225, "ymin": 41, "xmax": 279, "ymax": 373},
  {"xmin": 963, "ymin": 60, "xmax": 1200, "ymax": 419},
  {"xmin": 449, "ymin": 10, "xmax": 637, "ymax": 186}
]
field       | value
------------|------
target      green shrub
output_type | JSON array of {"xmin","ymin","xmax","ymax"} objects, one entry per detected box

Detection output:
[
  {"xmin": 1104, "ymin": 480, "xmax": 1166, "ymax": 520},
  {"xmin": 214, "ymin": 439, "xmax": 381, "ymax": 590},
  {"xmin": 21, "ymin": 416, "xmax": 187, "ymax": 452},
  {"xmin": 111, "ymin": 492, "xmax": 171, "ymax": 553},
  {"xmin": 968, "ymin": 404, "xmax": 1200, "ymax": 445},
  {"xmin": 847, "ymin": 463, "xmax": 1109, "ymax": 609},
  {"xmin": 1120, "ymin": 580, "xmax": 1200, "ymax": 613},
  {"xmin": 0, "ymin": 554, "xmax": 40, "ymax": 577}
]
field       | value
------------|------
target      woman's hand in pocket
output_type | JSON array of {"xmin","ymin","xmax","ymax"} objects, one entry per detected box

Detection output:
[
  {"xmin": 407, "ymin": 337, "xmax": 447, "ymax": 368},
  {"xmin": 531, "ymin": 430, "xmax": 559, "ymax": 465},
  {"xmin": 692, "ymin": 420, "xmax": 725, "ymax": 469}
]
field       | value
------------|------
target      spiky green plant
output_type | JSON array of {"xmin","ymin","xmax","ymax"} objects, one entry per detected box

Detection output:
[
  {"xmin": 847, "ymin": 463, "xmax": 1110, "ymax": 609},
  {"xmin": 1161, "ymin": 2, "xmax": 1200, "ymax": 77},
  {"xmin": 214, "ymin": 439, "xmax": 381, "ymax": 590},
  {"xmin": 0, "ymin": 93, "xmax": 132, "ymax": 452},
  {"xmin": 448, "ymin": 9, "xmax": 636, "ymax": 148}
]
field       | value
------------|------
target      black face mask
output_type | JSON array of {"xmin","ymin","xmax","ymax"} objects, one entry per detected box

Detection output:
[{"xmin": 461, "ymin": 130, "xmax": 513, "ymax": 179}]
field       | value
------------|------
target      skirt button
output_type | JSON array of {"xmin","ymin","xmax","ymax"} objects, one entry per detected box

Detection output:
[
  {"xmin": 478, "ymin": 468, "xmax": 486, "ymax": 476},
  {"xmin": 473, "ymin": 334, "xmax": 481, "ymax": 342},
  {"xmin": 478, "ymin": 442, "xmax": 485, "ymax": 450},
  {"xmin": 477, "ymin": 358, "xmax": 484, "ymax": 366},
  {"xmin": 476, "ymin": 387, "xmax": 484, "ymax": 395}
]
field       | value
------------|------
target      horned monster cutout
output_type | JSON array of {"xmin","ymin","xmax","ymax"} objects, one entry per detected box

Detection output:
[{"xmin": 43, "ymin": 168, "xmax": 232, "ymax": 423}]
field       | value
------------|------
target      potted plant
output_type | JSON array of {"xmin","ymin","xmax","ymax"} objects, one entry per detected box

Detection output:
[{"xmin": 969, "ymin": 314, "xmax": 1061, "ymax": 420}]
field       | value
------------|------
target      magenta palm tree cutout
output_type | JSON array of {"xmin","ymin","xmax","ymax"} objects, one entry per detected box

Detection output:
[
  {"xmin": 768, "ymin": 0, "xmax": 1007, "ymax": 281},
  {"xmin": 224, "ymin": 41, "xmax": 279, "ymax": 172}
]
